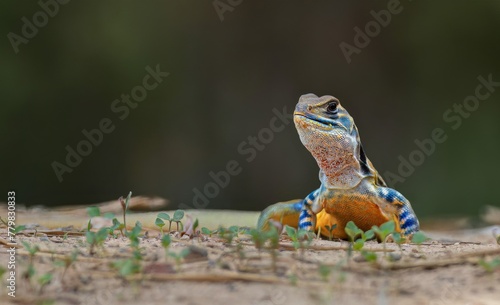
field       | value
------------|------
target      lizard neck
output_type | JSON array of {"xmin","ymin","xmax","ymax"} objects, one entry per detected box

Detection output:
[{"xmin": 301, "ymin": 133, "xmax": 366, "ymax": 189}]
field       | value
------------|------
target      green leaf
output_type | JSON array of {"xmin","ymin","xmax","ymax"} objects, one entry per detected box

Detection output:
[
  {"xmin": 380, "ymin": 220, "xmax": 395, "ymax": 234},
  {"xmin": 111, "ymin": 218, "xmax": 122, "ymax": 230},
  {"xmin": 86, "ymin": 206, "xmax": 101, "ymax": 218},
  {"xmin": 229, "ymin": 225, "xmax": 239, "ymax": 233},
  {"xmin": 103, "ymin": 212, "xmax": 115, "ymax": 219},
  {"xmin": 157, "ymin": 212, "xmax": 170, "ymax": 221},
  {"xmin": 179, "ymin": 248, "xmax": 191, "ymax": 258},
  {"xmin": 285, "ymin": 225, "xmax": 297, "ymax": 238},
  {"xmin": 37, "ymin": 273, "xmax": 53, "ymax": 286},
  {"xmin": 87, "ymin": 219, "xmax": 92, "ymax": 231},
  {"xmin": 13, "ymin": 225, "xmax": 26, "ymax": 234},
  {"xmin": 21, "ymin": 241, "xmax": 39, "ymax": 255},
  {"xmin": 353, "ymin": 239, "xmax": 365, "ymax": 251},
  {"xmin": 96, "ymin": 228, "xmax": 109, "ymax": 242},
  {"xmin": 193, "ymin": 218, "xmax": 199, "ymax": 231},
  {"xmin": 345, "ymin": 221, "xmax": 362, "ymax": 242},
  {"xmin": 172, "ymin": 210, "xmax": 185, "ymax": 222},
  {"xmin": 411, "ymin": 232, "xmax": 427, "ymax": 244},
  {"xmin": 114, "ymin": 258, "xmax": 140, "ymax": 276},
  {"xmin": 392, "ymin": 232, "xmax": 405, "ymax": 244},
  {"xmin": 86, "ymin": 231, "xmax": 96, "ymax": 245},
  {"xmin": 201, "ymin": 227, "xmax": 211, "ymax": 235},
  {"xmin": 155, "ymin": 218, "xmax": 165, "ymax": 228},
  {"xmin": 125, "ymin": 191, "xmax": 132, "ymax": 211},
  {"xmin": 361, "ymin": 251, "xmax": 378, "ymax": 262},
  {"xmin": 318, "ymin": 264, "xmax": 331, "ymax": 281},
  {"xmin": 131, "ymin": 221, "xmax": 142, "ymax": 236},
  {"xmin": 161, "ymin": 234, "xmax": 171, "ymax": 248},
  {"xmin": 26, "ymin": 264, "xmax": 35, "ymax": 279},
  {"xmin": 364, "ymin": 229, "xmax": 375, "ymax": 240}
]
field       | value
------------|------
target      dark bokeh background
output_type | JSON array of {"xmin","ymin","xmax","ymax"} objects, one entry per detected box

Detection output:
[{"xmin": 1, "ymin": 1, "xmax": 499, "ymax": 219}]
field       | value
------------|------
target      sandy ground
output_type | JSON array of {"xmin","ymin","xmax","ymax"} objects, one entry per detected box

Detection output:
[{"xmin": 1, "ymin": 205, "xmax": 499, "ymax": 305}]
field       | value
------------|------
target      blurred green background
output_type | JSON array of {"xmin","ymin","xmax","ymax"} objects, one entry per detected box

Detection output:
[{"xmin": 1, "ymin": 0, "xmax": 499, "ymax": 219}]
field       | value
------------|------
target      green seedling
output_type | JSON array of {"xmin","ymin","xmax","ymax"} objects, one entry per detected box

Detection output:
[
  {"xmin": 103, "ymin": 212, "xmax": 115, "ymax": 219},
  {"xmin": 157, "ymin": 210, "xmax": 185, "ymax": 232},
  {"xmin": 13, "ymin": 225, "xmax": 27, "ymax": 234},
  {"xmin": 371, "ymin": 220, "xmax": 396, "ymax": 256},
  {"xmin": 86, "ymin": 206, "xmax": 101, "ymax": 218},
  {"xmin": 324, "ymin": 224, "xmax": 338, "ymax": 241},
  {"xmin": 127, "ymin": 221, "xmax": 143, "ymax": 249},
  {"xmin": 54, "ymin": 251, "xmax": 78, "ymax": 280},
  {"xmin": 168, "ymin": 248, "xmax": 191, "ymax": 271},
  {"xmin": 155, "ymin": 217, "xmax": 166, "ymax": 236},
  {"xmin": 172, "ymin": 210, "xmax": 185, "ymax": 231},
  {"xmin": 86, "ymin": 227, "xmax": 109, "ymax": 255},
  {"xmin": 110, "ymin": 218, "xmax": 125, "ymax": 237},
  {"xmin": 361, "ymin": 250, "xmax": 378, "ymax": 262},
  {"xmin": 21, "ymin": 241, "xmax": 39, "ymax": 283},
  {"xmin": 193, "ymin": 218, "xmax": 199, "ymax": 235},
  {"xmin": 37, "ymin": 273, "xmax": 53, "ymax": 293},
  {"xmin": 249, "ymin": 228, "xmax": 267, "ymax": 250},
  {"xmin": 318, "ymin": 264, "xmax": 332, "ymax": 282},
  {"xmin": 478, "ymin": 257, "xmax": 500, "ymax": 273},
  {"xmin": 218, "ymin": 226, "xmax": 237, "ymax": 244},
  {"xmin": 344, "ymin": 221, "xmax": 375, "ymax": 262},
  {"xmin": 112, "ymin": 258, "xmax": 141, "ymax": 277},
  {"xmin": 493, "ymin": 229, "xmax": 500, "ymax": 245},
  {"xmin": 161, "ymin": 234, "xmax": 171, "ymax": 249},
  {"xmin": 201, "ymin": 227, "xmax": 213, "ymax": 236},
  {"xmin": 345, "ymin": 221, "xmax": 363, "ymax": 243},
  {"xmin": 119, "ymin": 191, "xmax": 132, "ymax": 233},
  {"xmin": 411, "ymin": 231, "xmax": 428, "ymax": 245},
  {"xmin": 285, "ymin": 225, "xmax": 314, "ymax": 252}
]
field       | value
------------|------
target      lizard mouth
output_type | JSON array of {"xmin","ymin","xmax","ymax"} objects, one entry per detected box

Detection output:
[{"xmin": 294, "ymin": 112, "xmax": 346, "ymax": 131}]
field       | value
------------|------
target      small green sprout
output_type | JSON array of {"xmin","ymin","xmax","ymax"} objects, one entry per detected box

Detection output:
[
  {"xmin": 13, "ymin": 225, "xmax": 27, "ymax": 234},
  {"xmin": 21, "ymin": 241, "xmax": 39, "ymax": 282},
  {"xmin": 285, "ymin": 225, "xmax": 314, "ymax": 251},
  {"xmin": 86, "ymin": 206, "xmax": 101, "ymax": 218},
  {"xmin": 371, "ymin": 220, "xmax": 396, "ymax": 256},
  {"xmin": 361, "ymin": 250, "xmax": 378, "ymax": 262},
  {"xmin": 479, "ymin": 257, "xmax": 500, "ymax": 273},
  {"xmin": 86, "ymin": 227, "xmax": 109, "ymax": 255},
  {"xmin": 161, "ymin": 234, "xmax": 171, "ymax": 249},
  {"xmin": 249, "ymin": 228, "xmax": 267, "ymax": 250},
  {"xmin": 37, "ymin": 273, "xmax": 53, "ymax": 293},
  {"xmin": 126, "ymin": 221, "xmax": 142, "ymax": 249},
  {"xmin": 168, "ymin": 248, "xmax": 191, "ymax": 271},
  {"xmin": 345, "ymin": 221, "xmax": 363, "ymax": 242},
  {"xmin": 193, "ymin": 218, "xmax": 199, "ymax": 234},
  {"xmin": 172, "ymin": 210, "xmax": 185, "ymax": 231},
  {"xmin": 218, "ymin": 226, "xmax": 236, "ymax": 244},
  {"xmin": 110, "ymin": 218, "xmax": 125, "ymax": 237},
  {"xmin": 411, "ymin": 231, "xmax": 428, "ymax": 245},
  {"xmin": 155, "ymin": 217, "xmax": 166, "ymax": 236},
  {"xmin": 324, "ymin": 224, "xmax": 338, "ymax": 241},
  {"xmin": 119, "ymin": 191, "xmax": 132, "ymax": 233},
  {"xmin": 112, "ymin": 258, "xmax": 141, "ymax": 277},
  {"xmin": 201, "ymin": 227, "xmax": 212, "ymax": 236},
  {"xmin": 318, "ymin": 264, "xmax": 332, "ymax": 282},
  {"xmin": 54, "ymin": 251, "xmax": 78, "ymax": 280}
]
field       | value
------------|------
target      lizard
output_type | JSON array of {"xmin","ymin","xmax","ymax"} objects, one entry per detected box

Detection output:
[{"xmin": 257, "ymin": 94, "xmax": 419, "ymax": 239}]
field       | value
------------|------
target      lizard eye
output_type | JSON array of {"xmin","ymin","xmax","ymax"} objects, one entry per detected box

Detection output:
[{"xmin": 326, "ymin": 101, "xmax": 338, "ymax": 114}]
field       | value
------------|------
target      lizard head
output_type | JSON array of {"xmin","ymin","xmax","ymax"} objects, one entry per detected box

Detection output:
[
  {"xmin": 293, "ymin": 93, "xmax": 372, "ymax": 188},
  {"xmin": 293, "ymin": 93, "xmax": 355, "ymax": 139}
]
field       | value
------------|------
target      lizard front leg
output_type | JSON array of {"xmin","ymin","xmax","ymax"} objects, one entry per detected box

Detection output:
[
  {"xmin": 298, "ymin": 189, "xmax": 322, "ymax": 231},
  {"xmin": 377, "ymin": 187, "xmax": 420, "ymax": 235}
]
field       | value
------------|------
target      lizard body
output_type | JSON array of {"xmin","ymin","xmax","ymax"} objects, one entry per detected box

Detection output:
[{"xmin": 257, "ymin": 94, "xmax": 419, "ymax": 238}]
